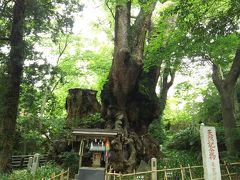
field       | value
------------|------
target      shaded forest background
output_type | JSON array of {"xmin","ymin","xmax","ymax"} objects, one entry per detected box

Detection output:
[{"xmin": 0, "ymin": 0, "xmax": 240, "ymax": 173}]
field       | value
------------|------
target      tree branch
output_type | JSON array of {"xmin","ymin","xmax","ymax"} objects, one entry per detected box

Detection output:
[
  {"xmin": 162, "ymin": 65, "xmax": 175, "ymax": 90},
  {"xmin": 130, "ymin": 1, "xmax": 157, "ymax": 62},
  {"xmin": 50, "ymin": 76, "xmax": 62, "ymax": 93},
  {"xmin": 212, "ymin": 63, "xmax": 223, "ymax": 91},
  {"xmin": 105, "ymin": 0, "xmax": 115, "ymax": 19},
  {"xmin": 226, "ymin": 48, "xmax": 240, "ymax": 87},
  {"xmin": 114, "ymin": 2, "xmax": 130, "ymax": 51},
  {"xmin": 56, "ymin": 35, "xmax": 69, "ymax": 65},
  {"xmin": 167, "ymin": 68, "xmax": 175, "ymax": 88}
]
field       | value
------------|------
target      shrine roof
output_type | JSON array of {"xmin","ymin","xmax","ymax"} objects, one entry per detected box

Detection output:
[{"xmin": 72, "ymin": 128, "xmax": 120, "ymax": 139}]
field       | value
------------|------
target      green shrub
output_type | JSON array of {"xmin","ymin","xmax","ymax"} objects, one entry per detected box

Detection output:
[
  {"xmin": 35, "ymin": 162, "xmax": 62, "ymax": 179},
  {"xmin": 78, "ymin": 113, "xmax": 105, "ymax": 128},
  {"xmin": 148, "ymin": 120, "xmax": 166, "ymax": 144},
  {"xmin": 7, "ymin": 162, "xmax": 62, "ymax": 180},
  {"xmin": 214, "ymin": 125, "xmax": 226, "ymax": 151},
  {"xmin": 8, "ymin": 170, "xmax": 33, "ymax": 180},
  {"xmin": 167, "ymin": 125, "xmax": 200, "ymax": 150},
  {"xmin": 0, "ymin": 172, "xmax": 9, "ymax": 180},
  {"xmin": 158, "ymin": 150, "xmax": 201, "ymax": 168},
  {"xmin": 62, "ymin": 151, "xmax": 79, "ymax": 174},
  {"xmin": 158, "ymin": 150, "xmax": 203, "ymax": 178}
]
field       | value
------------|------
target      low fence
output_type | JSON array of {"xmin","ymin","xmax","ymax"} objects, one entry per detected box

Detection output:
[
  {"xmin": 46, "ymin": 168, "xmax": 69, "ymax": 180},
  {"xmin": 11, "ymin": 154, "xmax": 48, "ymax": 169},
  {"xmin": 106, "ymin": 161, "xmax": 240, "ymax": 180}
]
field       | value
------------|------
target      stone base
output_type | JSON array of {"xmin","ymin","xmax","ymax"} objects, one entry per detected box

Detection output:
[{"xmin": 75, "ymin": 167, "xmax": 105, "ymax": 180}]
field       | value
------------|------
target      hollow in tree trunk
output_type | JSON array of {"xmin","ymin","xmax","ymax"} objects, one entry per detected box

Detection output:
[{"xmin": 65, "ymin": 88, "xmax": 100, "ymax": 127}]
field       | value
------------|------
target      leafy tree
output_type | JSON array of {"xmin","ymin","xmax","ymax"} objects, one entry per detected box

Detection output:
[
  {"xmin": 0, "ymin": 0, "xmax": 82, "ymax": 171},
  {"xmin": 212, "ymin": 48, "xmax": 240, "ymax": 155},
  {"xmin": 144, "ymin": 1, "xmax": 187, "ymax": 143},
  {"xmin": 197, "ymin": 83, "xmax": 222, "ymax": 124},
  {"xmin": 175, "ymin": 0, "xmax": 240, "ymax": 155},
  {"xmin": 0, "ymin": 0, "xmax": 26, "ymax": 171}
]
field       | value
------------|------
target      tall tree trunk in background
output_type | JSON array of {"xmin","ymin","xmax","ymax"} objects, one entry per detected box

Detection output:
[
  {"xmin": 212, "ymin": 48, "xmax": 240, "ymax": 156},
  {"xmin": 101, "ymin": 1, "xmax": 160, "ymax": 172},
  {"xmin": 0, "ymin": 0, "xmax": 26, "ymax": 172},
  {"xmin": 159, "ymin": 63, "xmax": 176, "ymax": 120}
]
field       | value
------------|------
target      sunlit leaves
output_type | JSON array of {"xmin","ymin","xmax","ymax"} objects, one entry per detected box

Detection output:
[
  {"xmin": 144, "ymin": 1, "xmax": 185, "ymax": 71},
  {"xmin": 176, "ymin": 0, "xmax": 239, "ymax": 36},
  {"xmin": 173, "ymin": 0, "xmax": 240, "ymax": 75}
]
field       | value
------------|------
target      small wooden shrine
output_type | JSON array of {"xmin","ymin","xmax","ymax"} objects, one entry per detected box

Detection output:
[
  {"xmin": 72, "ymin": 128, "xmax": 120, "ymax": 180},
  {"xmin": 72, "ymin": 128, "xmax": 119, "ymax": 168}
]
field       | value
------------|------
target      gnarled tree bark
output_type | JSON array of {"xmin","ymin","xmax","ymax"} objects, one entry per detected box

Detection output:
[{"xmin": 101, "ymin": 1, "xmax": 160, "ymax": 172}]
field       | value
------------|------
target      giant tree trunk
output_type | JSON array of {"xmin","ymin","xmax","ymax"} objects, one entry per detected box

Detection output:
[
  {"xmin": 212, "ymin": 48, "xmax": 240, "ymax": 156},
  {"xmin": 101, "ymin": 1, "xmax": 160, "ymax": 172},
  {"xmin": 0, "ymin": 0, "xmax": 26, "ymax": 172}
]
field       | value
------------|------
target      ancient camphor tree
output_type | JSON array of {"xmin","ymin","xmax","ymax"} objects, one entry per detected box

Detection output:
[{"xmin": 101, "ymin": 0, "xmax": 160, "ymax": 172}]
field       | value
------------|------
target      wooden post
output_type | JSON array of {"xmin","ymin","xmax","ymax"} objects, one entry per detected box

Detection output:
[
  {"xmin": 20, "ymin": 157, "xmax": 24, "ymax": 168},
  {"xmin": 164, "ymin": 166, "xmax": 168, "ymax": 180},
  {"xmin": 119, "ymin": 172, "xmax": 122, "ymax": 180},
  {"xmin": 60, "ymin": 169, "xmax": 64, "ymax": 180},
  {"xmin": 151, "ymin": 158, "xmax": 157, "ymax": 180},
  {"xmin": 224, "ymin": 161, "xmax": 232, "ymax": 180},
  {"xmin": 51, "ymin": 172, "xmax": 55, "ymax": 180},
  {"xmin": 105, "ymin": 158, "xmax": 109, "ymax": 171},
  {"xmin": 113, "ymin": 171, "xmax": 116, "ymax": 180},
  {"xmin": 79, "ymin": 140, "xmax": 84, "ymax": 168},
  {"xmin": 188, "ymin": 164, "xmax": 193, "ymax": 180},
  {"xmin": 105, "ymin": 169, "xmax": 107, "ymax": 180},
  {"xmin": 134, "ymin": 169, "xmax": 136, "ymax": 180},
  {"xmin": 31, "ymin": 153, "xmax": 40, "ymax": 175},
  {"xmin": 106, "ymin": 166, "xmax": 112, "ymax": 180},
  {"xmin": 67, "ymin": 168, "xmax": 69, "ymax": 180},
  {"xmin": 27, "ymin": 157, "xmax": 33, "ymax": 169},
  {"xmin": 180, "ymin": 165, "xmax": 184, "ymax": 180}
]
